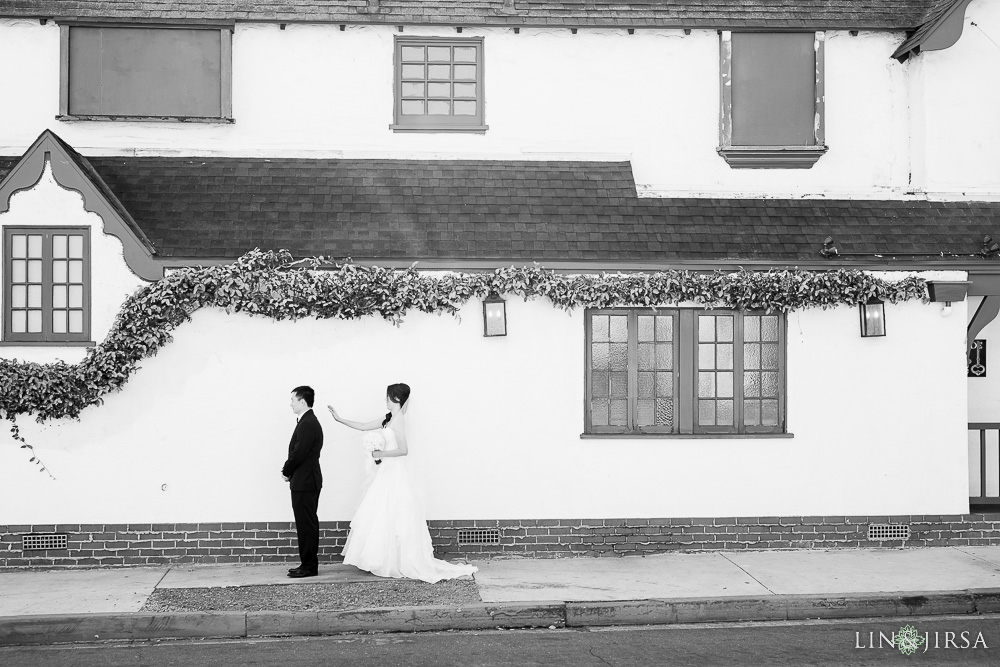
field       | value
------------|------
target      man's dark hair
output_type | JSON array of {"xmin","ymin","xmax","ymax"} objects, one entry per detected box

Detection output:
[{"xmin": 292, "ymin": 386, "xmax": 315, "ymax": 408}]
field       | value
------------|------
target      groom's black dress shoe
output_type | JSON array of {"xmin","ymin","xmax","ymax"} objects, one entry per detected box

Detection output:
[
  {"xmin": 287, "ymin": 569, "xmax": 317, "ymax": 578},
  {"xmin": 287, "ymin": 566, "xmax": 303, "ymax": 574}
]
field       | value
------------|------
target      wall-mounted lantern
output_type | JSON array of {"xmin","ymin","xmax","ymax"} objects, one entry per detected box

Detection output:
[
  {"xmin": 483, "ymin": 294, "xmax": 507, "ymax": 337},
  {"xmin": 926, "ymin": 280, "xmax": 970, "ymax": 317},
  {"xmin": 859, "ymin": 298, "xmax": 886, "ymax": 337},
  {"xmin": 926, "ymin": 281, "xmax": 970, "ymax": 302}
]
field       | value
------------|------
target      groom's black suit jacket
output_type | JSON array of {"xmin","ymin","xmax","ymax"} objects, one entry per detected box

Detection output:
[{"xmin": 282, "ymin": 409, "xmax": 323, "ymax": 492}]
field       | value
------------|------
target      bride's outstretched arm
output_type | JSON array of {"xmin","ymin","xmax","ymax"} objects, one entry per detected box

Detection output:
[{"xmin": 327, "ymin": 405, "xmax": 383, "ymax": 431}]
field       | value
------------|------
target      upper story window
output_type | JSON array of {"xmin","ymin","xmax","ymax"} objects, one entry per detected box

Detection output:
[
  {"xmin": 391, "ymin": 37, "xmax": 487, "ymax": 133},
  {"xmin": 58, "ymin": 24, "xmax": 233, "ymax": 122},
  {"xmin": 3, "ymin": 228, "xmax": 91, "ymax": 345},
  {"xmin": 584, "ymin": 309, "xmax": 786, "ymax": 436},
  {"xmin": 718, "ymin": 31, "xmax": 826, "ymax": 169}
]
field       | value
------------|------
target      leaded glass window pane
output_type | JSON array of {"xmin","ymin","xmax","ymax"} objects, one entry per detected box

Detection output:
[
  {"xmin": 591, "ymin": 400, "xmax": 609, "ymax": 426},
  {"xmin": 427, "ymin": 82, "xmax": 451, "ymax": 97},
  {"xmin": 592, "ymin": 315, "xmax": 609, "ymax": 342},
  {"xmin": 402, "ymin": 100, "xmax": 425, "ymax": 115},
  {"xmin": 609, "ymin": 315, "xmax": 628, "ymax": 342},
  {"xmin": 453, "ymin": 46, "xmax": 477, "ymax": 62},
  {"xmin": 656, "ymin": 399, "xmax": 673, "ymax": 426},
  {"xmin": 427, "ymin": 46, "xmax": 451, "ymax": 62},
  {"xmin": 402, "ymin": 82, "xmax": 425, "ymax": 97},
  {"xmin": 53, "ymin": 235, "xmax": 68, "ymax": 258},
  {"xmin": 762, "ymin": 399, "xmax": 779, "ymax": 426},
  {"xmin": 609, "ymin": 399, "xmax": 628, "ymax": 426},
  {"xmin": 401, "ymin": 64, "xmax": 424, "ymax": 79},
  {"xmin": 68, "ymin": 235, "xmax": 83, "ymax": 258},
  {"xmin": 655, "ymin": 315, "xmax": 672, "ymax": 341},
  {"xmin": 11, "ymin": 235, "xmax": 27, "ymax": 258},
  {"xmin": 428, "ymin": 100, "xmax": 451, "ymax": 115},
  {"xmin": 401, "ymin": 46, "xmax": 424, "ymax": 61},
  {"xmin": 638, "ymin": 343, "xmax": 655, "ymax": 371},
  {"xmin": 637, "ymin": 400, "xmax": 654, "ymax": 426},
  {"xmin": 638, "ymin": 316, "xmax": 654, "ymax": 341}
]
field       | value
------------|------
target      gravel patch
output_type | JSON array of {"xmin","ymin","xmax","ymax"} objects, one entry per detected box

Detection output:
[{"xmin": 140, "ymin": 579, "xmax": 482, "ymax": 612}]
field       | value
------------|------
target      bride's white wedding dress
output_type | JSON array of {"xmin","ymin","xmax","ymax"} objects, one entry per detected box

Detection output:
[{"xmin": 342, "ymin": 426, "xmax": 477, "ymax": 583}]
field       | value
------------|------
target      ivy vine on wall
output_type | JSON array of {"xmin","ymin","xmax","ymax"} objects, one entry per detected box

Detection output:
[{"xmin": 2, "ymin": 248, "xmax": 927, "ymax": 475}]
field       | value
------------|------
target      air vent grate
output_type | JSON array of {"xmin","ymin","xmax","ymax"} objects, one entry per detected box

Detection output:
[
  {"xmin": 22, "ymin": 534, "xmax": 68, "ymax": 551},
  {"xmin": 458, "ymin": 528, "xmax": 500, "ymax": 545},
  {"xmin": 868, "ymin": 524, "xmax": 910, "ymax": 541}
]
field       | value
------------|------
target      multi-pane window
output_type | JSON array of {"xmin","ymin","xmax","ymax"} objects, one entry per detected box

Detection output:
[
  {"xmin": 4, "ymin": 228, "xmax": 90, "ymax": 343},
  {"xmin": 585, "ymin": 309, "xmax": 785, "ymax": 435},
  {"xmin": 393, "ymin": 37, "xmax": 486, "ymax": 131},
  {"xmin": 59, "ymin": 24, "xmax": 233, "ymax": 120}
]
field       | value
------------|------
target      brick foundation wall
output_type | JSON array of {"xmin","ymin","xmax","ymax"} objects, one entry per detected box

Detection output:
[
  {"xmin": 1, "ymin": 514, "xmax": 998, "ymax": 567},
  {"xmin": 429, "ymin": 514, "xmax": 1000, "ymax": 559},
  {"xmin": 0, "ymin": 522, "xmax": 351, "ymax": 568}
]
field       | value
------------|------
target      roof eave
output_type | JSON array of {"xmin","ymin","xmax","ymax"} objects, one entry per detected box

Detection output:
[{"xmin": 892, "ymin": 0, "xmax": 975, "ymax": 62}]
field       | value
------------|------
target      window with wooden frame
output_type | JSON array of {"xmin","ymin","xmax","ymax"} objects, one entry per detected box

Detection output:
[
  {"xmin": 58, "ymin": 23, "xmax": 233, "ymax": 121},
  {"xmin": 585, "ymin": 309, "xmax": 786, "ymax": 436},
  {"xmin": 3, "ymin": 228, "xmax": 91, "ymax": 344},
  {"xmin": 391, "ymin": 37, "xmax": 486, "ymax": 132},
  {"xmin": 718, "ymin": 31, "xmax": 827, "ymax": 169}
]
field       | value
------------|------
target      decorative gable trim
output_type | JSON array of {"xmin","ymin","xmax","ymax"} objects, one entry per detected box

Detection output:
[
  {"xmin": 892, "ymin": 0, "xmax": 975, "ymax": 62},
  {"xmin": 0, "ymin": 130, "xmax": 162, "ymax": 281}
]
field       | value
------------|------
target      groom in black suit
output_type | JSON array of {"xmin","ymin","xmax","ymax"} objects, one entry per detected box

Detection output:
[{"xmin": 283, "ymin": 386, "xmax": 323, "ymax": 578}]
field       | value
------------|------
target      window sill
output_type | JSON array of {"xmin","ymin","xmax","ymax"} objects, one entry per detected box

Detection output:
[
  {"xmin": 717, "ymin": 145, "xmax": 827, "ymax": 169},
  {"xmin": 390, "ymin": 124, "xmax": 488, "ymax": 134},
  {"xmin": 57, "ymin": 115, "xmax": 235, "ymax": 124},
  {"xmin": 580, "ymin": 432, "xmax": 794, "ymax": 439},
  {"xmin": 0, "ymin": 341, "xmax": 96, "ymax": 347}
]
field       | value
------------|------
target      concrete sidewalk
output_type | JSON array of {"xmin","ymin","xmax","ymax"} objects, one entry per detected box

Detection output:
[{"xmin": 2, "ymin": 545, "xmax": 1000, "ymax": 645}]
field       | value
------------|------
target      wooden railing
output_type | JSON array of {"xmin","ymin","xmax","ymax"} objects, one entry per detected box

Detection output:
[{"xmin": 969, "ymin": 423, "xmax": 1000, "ymax": 505}]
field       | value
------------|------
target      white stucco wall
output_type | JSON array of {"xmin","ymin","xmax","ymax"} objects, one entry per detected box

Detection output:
[
  {"xmin": 914, "ymin": 0, "xmax": 1000, "ymax": 198},
  {"xmin": 0, "ymin": 169, "xmax": 973, "ymax": 522},
  {"xmin": 0, "ymin": 19, "xmax": 928, "ymax": 198},
  {"xmin": 0, "ymin": 281, "xmax": 972, "ymax": 524}
]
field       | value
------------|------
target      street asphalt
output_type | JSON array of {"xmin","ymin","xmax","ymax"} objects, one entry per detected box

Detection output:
[{"xmin": 1, "ymin": 545, "xmax": 999, "ymax": 645}]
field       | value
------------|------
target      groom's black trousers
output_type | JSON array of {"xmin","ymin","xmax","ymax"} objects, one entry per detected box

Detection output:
[{"xmin": 291, "ymin": 490, "xmax": 321, "ymax": 571}]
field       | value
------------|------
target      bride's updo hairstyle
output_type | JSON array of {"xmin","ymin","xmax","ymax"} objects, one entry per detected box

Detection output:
[{"xmin": 382, "ymin": 383, "xmax": 411, "ymax": 427}]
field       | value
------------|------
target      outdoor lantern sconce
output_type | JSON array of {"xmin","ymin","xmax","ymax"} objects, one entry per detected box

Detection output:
[
  {"xmin": 859, "ymin": 298, "xmax": 886, "ymax": 337},
  {"xmin": 926, "ymin": 280, "xmax": 970, "ymax": 317},
  {"xmin": 483, "ymin": 294, "xmax": 507, "ymax": 337}
]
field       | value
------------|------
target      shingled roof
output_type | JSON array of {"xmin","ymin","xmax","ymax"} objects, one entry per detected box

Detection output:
[
  {"xmin": 0, "ymin": 1, "xmax": 949, "ymax": 30},
  {"xmin": 3, "ymin": 153, "xmax": 997, "ymax": 266}
]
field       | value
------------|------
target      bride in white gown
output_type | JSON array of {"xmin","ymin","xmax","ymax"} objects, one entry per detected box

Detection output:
[{"xmin": 327, "ymin": 383, "xmax": 477, "ymax": 583}]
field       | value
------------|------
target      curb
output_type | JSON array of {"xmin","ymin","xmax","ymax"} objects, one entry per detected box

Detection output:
[
  {"xmin": 2, "ymin": 590, "xmax": 999, "ymax": 646},
  {"xmin": 566, "ymin": 589, "xmax": 1000, "ymax": 627},
  {"xmin": 0, "ymin": 602, "xmax": 565, "ymax": 646}
]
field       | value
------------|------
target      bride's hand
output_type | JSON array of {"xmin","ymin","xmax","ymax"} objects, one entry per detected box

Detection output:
[{"xmin": 327, "ymin": 405, "xmax": 340, "ymax": 422}]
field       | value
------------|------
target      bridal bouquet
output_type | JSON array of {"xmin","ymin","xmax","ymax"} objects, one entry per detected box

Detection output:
[{"xmin": 362, "ymin": 431, "xmax": 384, "ymax": 465}]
